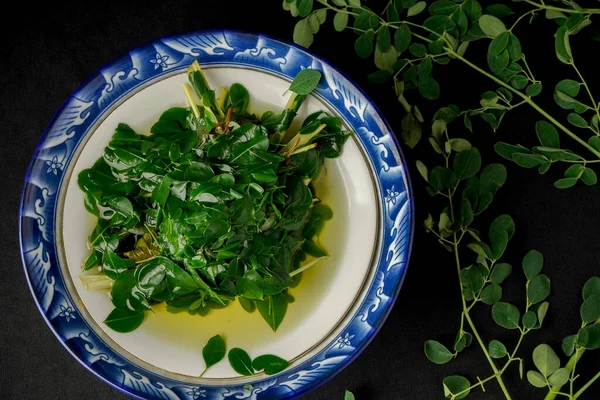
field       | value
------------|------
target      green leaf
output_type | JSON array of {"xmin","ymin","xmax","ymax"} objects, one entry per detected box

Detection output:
[
  {"xmin": 236, "ymin": 274, "xmax": 264, "ymax": 300},
  {"xmin": 527, "ymin": 370, "xmax": 547, "ymax": 388},
  {"xmin": 334, "ymin": 12, "xmax": 348, "ymax": 31},
  {"xmin": 453, "ymin": 148, "xmax": 481, "ymax": 180},
  {"xmin": 579, "ymin": 324, "xmax": 600, "ymax": 349},
  {"xmin": 488, "ymin": 49, "xmax": 510, "ymax": 75},
  {"xmin": 103, "ymin": 249, "xmax": 131, "ymax": 280},
  {"xmin": 449, "ymin": 138, "xmax": 472, "ymax": 152},
  {"xmin": 481, "ymin": 284, "xmax": 502, "ymax": 305},
  {"xmin": 528, "ymin": 274, "xmax": 551, "ymax": 304},
  {"xmin": 582, "ymin": 168, "xmax": 598, "ymax": 186},
  {"xmin": 562, "ymin": 335, "xmax": 577, "ymax": 356},
  {"xmin": 461, "ymin": 267, "xmax": 484, "ymax": 296},
  {"xmin": 580, "ymin": 295, "xmax": 600, "ymax": 324},
  {"xmin": 104, "ymin": 308, "xmax": 145, "ymax": 333},
  {"xmin": 429, "ymin": 0, "xmax": 458, "ymax": 15},
  {"xmin": 536, "ymin": 121, "xmax": 560, "ymax": 148},
  {"xmin": 548, "ymin": 368, "xmax": 570, "ymax": 387},
  {"xmin": 294, "ymin": 19, "xmax": 314, "ymax": 48},
  {"xmin": 510, "ymin": 75, "xmax": 529, "ymax": 89},
  {"xmin": 202, "ymin": 335, "xmax": 226, "ymax": 372},
  {"xmin": 489, "ymin": 340, "xmax": 507, "ymax": 358},
  {"xmin": 589, "ymin": 137, "xmax": 600, "ymax": 152},
  {"xmin": 256, "ymin": 293, "xmax": 290, "ymax": 332},
  {"xmin": 424, "ymin": 340, "xmax": 454, "ymax": 364},
  {"xmin": 567, "ymin": 113, "xmax": 588, "ymax": 128},
  {"xmin": 538, "ymin": 162, "xmax": 552, "ymax": 175},
  {"xmin": 454, "ymin": 331, "xmax": 472, "ymax": 352},
  {"xmin": 239, "ymin": 297, "xmax": 255, "ymax": 313},
  {"xmin": 296, "ymin": 0, "xmax": 313, "ymax": 17},
  {"xmin": 565, "ymin": 164, "xmax": 584, "ymax": 178},
  {"xmin": 526, "ymin": 82, "xmax": 542, "ymax": 97},
  {"xmin": 289, "ymin": 69, "xmax": 322, "ymax": 95},
  {"xmin": 533, "ymin": 344, "xmax": 561, "ymax": 377},
  {"xmin": 407, "ymin": 1, "xmax": 426, "ymax": 17},
  {"xmin": 488, "ymin": 31, "xmax": 509, "ymax": 55},
  {"xmin": 402, "ymin": 113, "xmax": 422, "ymax": 148},
  {"xmin": 489, "ymin": 215, "xmax": 514, "ymax": 260},
  {"xmin": 185, "ymin": 162, "xmax": 214, "ymax": 182},
  {"xmin": 467, "ymin": 242, "xmax": 493, "ymax": 259},
  {"xmin": 495, "ymin": 142, "xmax": 529, "ymax": 161},
  {"xmin": 512, "ymin": 153, "xmax": 547, "ymax": 168},
  {"xmin": 418, "ymin": 77, "xmax": 440, "ymax": 100},
  {"xmin": 522, "ymin": 311, "xmax": 537, "ymax": 329},
  {"xmin": 555, "ymin": 26, "xmax": 573, "ymax": 64},
  {"xmin": 394, "ymin": 24, "xmax": 412, "ymax": 52},
  {"xmin": 228, "ymin": 348, "xmax": 254, "ymax": 376},
  {"xmin": 416, "ymin": 160, "xmax": 429, "ymax": 181},
  {"xmin": 367, "ymin": 70, "xmax": 392, "ymax": 83},
  {"xmin": 344, "ymin": 391, "xmax": 356, "ymax": 400},
  {"xmin": 583, "ymin": 277, "xmax": 600, "ymax": 300},
  {"xmin": 377, "ymin": 26, "xmax": 391, "ymax": 52},
  {"xmin": 538, "ymin": 302, "xmax": 550, "ymax": 326},
  {"xmin": 443, "ymin": 376, "xmax": 471, "ymax": 400},
  {"xmin": 252, "ymin": 354, "xmax": 289, "ymax": 375},
  {"xmin": 409, "ymin": 43, "xmax": 427, "ymax": 57},
  {"xmin": 479, "ymin": 14, "xmax": 507, "ymax": 38},
  {"xmin": 523, "ymin": 250, "xmax": 544, "ymax": 280},
  {"xmin": 355, "ymin": 30, "xmax": 375, "ymax": 58},
  {"xmin": 490, "ymin": 263, "xmax": 512, "ymax": 284},
  {"xmin": 152, "ymin": 175, "xmax": 173, "ymax": 207},
  {"xmin": 554, "ymin": 178, "xmax": 578, "ymax": 189},
  {"xmin": 480, "ymin": 164, "xmax": 507, "ymax": 194},
  {"xmin": 485, "ymin": 4, "xmax": 513, "ymax": 18},
  {"xmin": 492, "ymin": 302, "xmax": 520, "ymax": 329},
  {"xmin": 112, "ymin": 270, "xmax": 150, "ymax": 311}
]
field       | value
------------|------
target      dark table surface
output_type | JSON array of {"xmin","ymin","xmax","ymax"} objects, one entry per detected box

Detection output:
[{"xmin": 2, "ymin": 1, "xmax": 600, "ymax": 399}]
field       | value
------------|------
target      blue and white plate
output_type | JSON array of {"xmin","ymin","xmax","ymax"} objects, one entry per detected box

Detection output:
[{"xmin": 19, "ymin": 31, "xmax": 414, "ymax": 399}]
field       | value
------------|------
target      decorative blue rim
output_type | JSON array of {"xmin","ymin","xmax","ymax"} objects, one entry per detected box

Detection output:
[{"xmin": 19, "ymin": 30, "xmax": 414, "ymax": 399}]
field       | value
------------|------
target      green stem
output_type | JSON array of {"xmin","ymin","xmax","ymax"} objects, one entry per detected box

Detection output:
[
  {"xmin": 545, "ymin": 318, "xmax": 600, "ymax": 400},
  {"xmin": 524, "ymin": 0, "xmax": 600, "ymax": 14},
  {"xmin": 570, "ymin": 61, "xmax": 600, "ymax": 121},
  {"xmin": 322, "ymin": 3, "xmax": 358, "ymax": 16},
  {"xmin": 520, "ymin": 55, "xmax": 537, "ymax": 83},
  {"xmin": 501, "ymin": 332, "xmax": 526, "ymax": 374},
  {"xmin": 544, "ymin": 347, "xmax": 585, "ymax": 400},
  {"xmin": 463, "ymin": 310, "xmax": 512, "ymax": 399},
  {"xmin": 510, "ymin": 9, "xmax": 538, "ymax": 31},
  {"xmin": 455, "ymin": 373, "xmax": 500, "ymax": 397},
  {"xmin": 448, "ymin": 185, "xmax": 511, "ymax": 398},
  {"xmin": 574, "ymin": 370, "xmax": 600, "ymax": 399},
  {"xmin": 199, "ymin": 366, "xmax": 209, "ymax": 378},
  {"xmin": 447, "ymin": 49, "xmax": 600, "ymax": 160}
]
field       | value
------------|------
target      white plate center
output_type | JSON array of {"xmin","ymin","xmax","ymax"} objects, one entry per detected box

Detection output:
[{"xmin": 60, "ymin": 67, "xmax": 378, "ymax": 378}]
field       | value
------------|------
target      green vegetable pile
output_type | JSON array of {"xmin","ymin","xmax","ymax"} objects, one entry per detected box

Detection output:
[{"xmin": 78, "ymin": 62, "xmax": 351, "ymax": 333}]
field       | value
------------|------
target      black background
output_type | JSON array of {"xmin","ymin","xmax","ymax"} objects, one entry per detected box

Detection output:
[{"xmin": 2, "ymin": 1, "xmax": 600, "ymax": 399}]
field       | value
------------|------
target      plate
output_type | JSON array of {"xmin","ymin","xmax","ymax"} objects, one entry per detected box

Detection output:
[{"xmin": 19, "ymin": 30, "xmax": 414, "ymax": 399}]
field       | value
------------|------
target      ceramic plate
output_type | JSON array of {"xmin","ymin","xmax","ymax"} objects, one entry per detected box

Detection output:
[{"xmin": 19, "ymin": 30, "xmax": 414, "ymax": 399}]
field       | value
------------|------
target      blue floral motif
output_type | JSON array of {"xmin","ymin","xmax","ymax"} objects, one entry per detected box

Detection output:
[
  {"xmin": 385, "ymin": 185, "xmax": 401, "ymax": 205},
  {"xmin": 59, "ymin": 305, "xmax": 76, "ymax": 322},
  {"xmin": 45, "ymin": 156, "xmax": 63, "ymax": 175},
  {"xmin": 149, "ymin": 52, "xmax": 169, "ymax": 70},
  {"xmin": 20, "ymin": 31, "xmax": 414, "ymax": 400},
  {"xmin": 335, "ymin": 333, "xmax": 356, "ymax": 349},
  {"xmin": 186, "ymin": 387, "xmax": 207, "ymax": 399}
]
